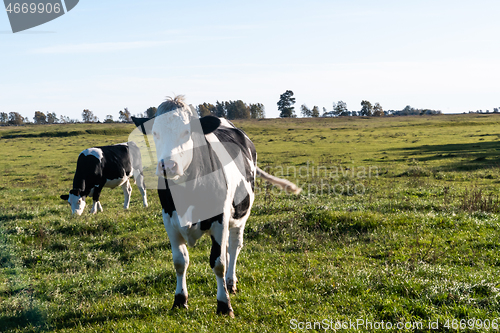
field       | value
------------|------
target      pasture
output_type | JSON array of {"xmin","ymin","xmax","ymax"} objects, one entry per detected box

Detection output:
[{"xmin": 1, "ymin": 114, "xmax": 500, "ymax": 332}]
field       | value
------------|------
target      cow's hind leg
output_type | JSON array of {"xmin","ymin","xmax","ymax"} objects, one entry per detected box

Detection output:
[
  {"xmin": 122, "ymin": 179, "xmax": 132, "ymax": 209},
  {"xmin": 133, "ymin": 169, "xmax": 148, "ymax": 207},
  {"xmin": 210, "ymin": 223, "xmax": 234, "ymax": 317},
  {"xmin": 163, "ymin": 212, "xmax": 189, "ymax": 309},
  {"xmin": 226, "ymin": 223, "xmax": 246, "ymax": 294}
]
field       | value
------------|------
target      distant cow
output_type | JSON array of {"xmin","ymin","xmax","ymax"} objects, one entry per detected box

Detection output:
[
  {"xmin": 60, "ymin": 142, "xmax": 148, "ymax": 215},
  {"xmin": 136, "ymin": 96, "xmax": 300, "ymax": 317}
]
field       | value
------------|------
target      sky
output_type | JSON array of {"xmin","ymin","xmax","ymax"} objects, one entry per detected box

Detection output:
[{"xmin": 1, "ymin": 0, "xmax": 500, "ymax": 121}]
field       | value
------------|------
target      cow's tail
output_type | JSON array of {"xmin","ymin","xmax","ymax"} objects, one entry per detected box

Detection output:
[{"xmin": 256, "ymin": 167, "xmax": 302, "ymax": 194}]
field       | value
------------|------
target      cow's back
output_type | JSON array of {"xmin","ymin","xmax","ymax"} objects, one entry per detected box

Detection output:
[
  {"xmin": 211, "ymin": 121, "xmax": 257, "ymax": 189},
  {"xmin": 97, "ymin": 144, "xmax": 132, "ymax": 181}
]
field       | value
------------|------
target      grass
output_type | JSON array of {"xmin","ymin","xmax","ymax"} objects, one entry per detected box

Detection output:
[{"xmin": 1, "ymin": 114, "xmax": 500, "ymax": 332}]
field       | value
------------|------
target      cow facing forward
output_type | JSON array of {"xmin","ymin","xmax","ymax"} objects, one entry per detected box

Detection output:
[
  {"xmin": 139, "ymin": 96, "xmax": 300, "ymax": 317},
  {"xmin": 60, "ymin": 142, "xmax": 148, "ymax": 215}
]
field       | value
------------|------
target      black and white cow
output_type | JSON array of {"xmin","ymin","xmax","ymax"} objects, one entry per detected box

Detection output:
[
  {"xmin": 139, "ymin": 96, "xmax": 300, "ymax": 317},
  {"xmin": 60, "ymin": 142, "xmax": 148, "ymax": 215}
]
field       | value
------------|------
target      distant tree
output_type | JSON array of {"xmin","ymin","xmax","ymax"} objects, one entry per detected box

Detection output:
[
  {"xmin": 8, "ymin": 112, "xmax": 24, "ymax": 125},
  {"xmin": 360, "ymin": 100, "xmax": 373, "ymax": 116},
  {"xmin": 322, "ymin": 106, "xmax": 335, "ymax": 117},
  {"xmin": 278, "ymin": 90, "xmax": 296, "ymax": 118},
  {"xmin": 145, "ymin": 107, "xmax": 157, "ymax": 118},
  {"xmin": 300, "ymin": 104, "xmax": 312, "ymax": 117},
  {"xmin": 311, "ymin": 106, "xmax": 320, "ymax": 117},
  {"xmin": 119, "ymin": 108, "xmax": 131, "ymax": 123},
  {"xmin": 373, "ymin": 103, "xmax": 384, "ymax": 116},
  {"xmin": 494, "ymin": 108, "xmax": 499, "ymax": 113},
  {"xmin": 249, "ymin": 103, "xmax": 265, "ymax": 119},
  {"xmin": 334, "ymin": 101, "xmax": 348, "ymax": 116},
  {"xmin": 214, "ymin": 101, "xmax": 226, "ymax": 118},
  {"xmin": 226, "ymin": 100, "xmax": 250, "ymax": 120},
  {"xmin": 401, "ymin": 105, "xmax": 414, "ymax": 115},
  {"xmin": 238, "ymin": 100, "xmax": 251, "ymax": 119},
  {"xmin": 33, "ymin": 111, "xmax": 47, "ymax": 124},
  {"xmin": 104, "ymin": 115, "xmax": 114, "ymax": 123},
  {"xmin": 0, "ymin": 112, "xmax": 7, "ymax": 124},
  {"xmin": 47, "ymin": 112, "xmax": 58, "ymax": 124},
  {"xmin": 82, "ymin": 109, "xmax": 98, "ymax": 123},
  {"xmin": 59, "ymin": 115, "xmax": 75, "ymax": 124},
  {"xmin": 391, "ymin": 105, "xmax": 441, "ymax": 116},
  {"xmin": 197, "ymin": 103, "xmax": 215, "ymax": 117}
]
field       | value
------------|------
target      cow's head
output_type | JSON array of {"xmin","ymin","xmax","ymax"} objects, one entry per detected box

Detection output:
[
  {"xmin": 151, "ymin": 96, "xmax": 220, "ymax": 181},
  {"xmin": 60, "ymin": 189, "xmax": 86, "ymax": 215}
]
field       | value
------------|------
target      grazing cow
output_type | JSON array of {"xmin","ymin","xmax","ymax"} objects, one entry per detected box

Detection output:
[
  {"xmin": 139, "ymin": 95, "xmax": 300, "ymax": 317},
  {"xmin": 60, "ymin": 142, "xmax": 148, "ymax": 215}
]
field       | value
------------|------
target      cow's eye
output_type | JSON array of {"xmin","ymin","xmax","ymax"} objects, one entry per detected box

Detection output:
[{"xmin": 181, "ymin": 130, "xmax": 189, "ymax": 138}]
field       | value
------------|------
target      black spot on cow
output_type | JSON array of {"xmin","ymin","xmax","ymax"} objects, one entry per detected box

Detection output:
[
  {"xmin": 200, "ymin": 214, "xmax": 223, "ymax": 231},
  {"xmin": 210, "ymin": 235, "xmax": 221, "ymax": 269},
  {"xmin": 232, "ymin": 181, "xmax": 250, "ymax": 219}
]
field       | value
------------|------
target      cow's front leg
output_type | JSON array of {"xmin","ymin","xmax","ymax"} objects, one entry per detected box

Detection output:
[
  {"xmin": 211, "ymin": 222, "xmax": 234, "ymax": 317},
  {"xmin": 122, "ymin": 179, "xmax": 132, "ymax": 209},
  {"xmin": 226, "ymin": 224, "xmax": 246, "ymax": 294},
  {"xmin": 163, "ymin": 211, "xmax": 189, "ymax": 309},
  {"xmin": 91, "ymin": 186, "xmax": 103, "ymax": 214}
]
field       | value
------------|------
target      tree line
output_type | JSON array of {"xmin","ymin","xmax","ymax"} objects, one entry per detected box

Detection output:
[
  {"xmin": 277, "ymin": 90, "xmax": 443, "ymax": 118},
  {"xmin": 6, "ymin": 90, "xmax": 498, "ymax": 126},
  {"xmin": 196, "ymin": 100, "xmax": 265, "ymax": 119},
  {"xmin": 0, "ymin": 107, "xmax": 158, "ymax": 126},
  {"xmin": 468, "ymin": 108, "xmax": 500, "ymax": 114},
  {"xmin": 0, "ymin": 100, "xmax": 265, "ymax": 126}
]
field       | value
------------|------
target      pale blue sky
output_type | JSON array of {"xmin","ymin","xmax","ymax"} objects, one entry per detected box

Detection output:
[{"xmin": 1, "ymin": 0, "xmax": 500, "ymax": 120}]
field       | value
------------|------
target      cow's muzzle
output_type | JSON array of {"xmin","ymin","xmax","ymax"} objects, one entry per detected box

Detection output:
[{"xmin": 157, "ymin": 159, "xmax": 182, "ymax": 179}]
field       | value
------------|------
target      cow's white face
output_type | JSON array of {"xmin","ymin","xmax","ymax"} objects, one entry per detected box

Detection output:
[
  {"xmin": 68, "ymin": 193, "xmax": 86, "ymax": 215},
  {"xmin": 152, "ymin": 108, "xmax": 195, "ymax": 181}
]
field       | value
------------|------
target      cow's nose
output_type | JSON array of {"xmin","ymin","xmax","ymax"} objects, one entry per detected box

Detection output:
[{"xmin": 158, "ymin": 159, "xmax": 177, "ymax": 176}]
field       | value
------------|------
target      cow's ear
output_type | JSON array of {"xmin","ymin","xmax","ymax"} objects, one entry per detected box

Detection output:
[
  {"xmin": 132, "ymin": 116, "xmax": 153, "ymax": 135},
  {"xmin": 199, "ymin": 115, "xmax": 221, "ymax": 134},
  {"xmin": 69, "ymin": 189, "xmax": 81, "ymax": 196},
  {"xmin": 60, "ymin": 194, "xmax": 69, "ymax": 200}
]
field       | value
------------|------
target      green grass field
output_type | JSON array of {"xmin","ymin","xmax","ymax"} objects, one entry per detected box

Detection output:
[{"xmin": 1, "ymin": 114, "xmax": 500, "ymax": 332}]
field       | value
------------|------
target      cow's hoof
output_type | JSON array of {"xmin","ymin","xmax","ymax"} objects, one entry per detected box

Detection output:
[
  {"xmin": 172, "ymin": 294, "xmax": 188, "ymax": 309},
  {"xmin": 226, "ymin": 282, "xmax": 237, "ymax": 294},
  {"xmin": 217, "ymin": 300, "xmax": 234, "ymax": 318}
]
